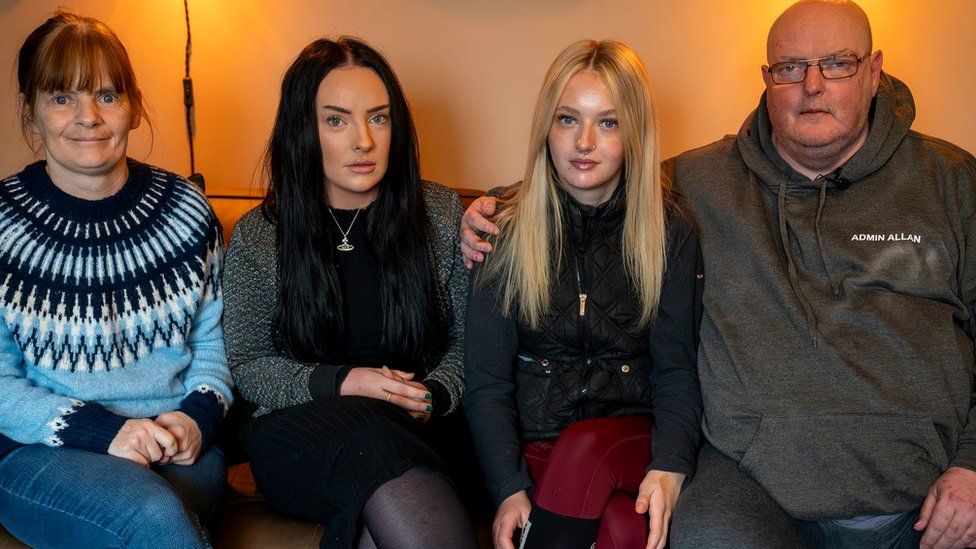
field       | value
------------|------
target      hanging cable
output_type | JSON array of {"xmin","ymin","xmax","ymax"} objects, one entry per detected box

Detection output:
[{"xmin": 183, "ymin": 0, "xmax": 205, "ymax": 190}]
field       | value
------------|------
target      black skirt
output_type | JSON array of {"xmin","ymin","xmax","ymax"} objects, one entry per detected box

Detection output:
[{"xmin": 248, "ymin": 396, "xmax": 446, "ymax": 548}]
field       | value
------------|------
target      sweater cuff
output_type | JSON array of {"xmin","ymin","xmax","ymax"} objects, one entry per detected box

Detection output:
[
  {"xmin": 0, "ymin": 434, "xmax": 22, "ymax": 462},
  {"xmin": 178, "ymin": 389, "xmax": 225, "ymax": 448},
  {"xmin": 56, "ymin": 401, "xmax": 128, "ymax": 454},
  {"xmin": 949, "ymin": 444, "xmax": 976, "ymax": 472},
  {"xmin": 310, "ymin": 364, "xmax": 349, "ymax": 399},
  {"xmin": 646, "ymin": 452, "xmax": 696, "ymax": 478},
  {"xmin": 493, "ymin": 471, "xmax": 535, "ymax": 509},
  {"xmin": 424, "ymin": 380, "xmax": 450, "ymax": 416}
]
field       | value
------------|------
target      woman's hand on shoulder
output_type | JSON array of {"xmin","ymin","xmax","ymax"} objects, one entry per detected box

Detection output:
[
  {"xmin": 154, "ymin": 411, "xmax": 203, "ymax": 466},
  {"xmin": 339, "ymin": 366, "xmax": 432, "ymax": 420},
  {"xmin": 108, "ymin": 418, "xmax": 179, "ymax": 467},
  {"xmin": 635, "ymin": 469, "xmax": 686, "ymax": 549},
  {"xmin": 493, "ymin": 490, "xmax": 531, "ymax": 549}
]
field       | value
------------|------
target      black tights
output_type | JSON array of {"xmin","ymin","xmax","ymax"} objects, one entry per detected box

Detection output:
[{"xmin": 356, "ymin": 467, "xmax": 476, "ymax": 549}]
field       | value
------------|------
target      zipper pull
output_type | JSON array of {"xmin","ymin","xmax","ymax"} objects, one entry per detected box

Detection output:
[{"xmin": 579, "ymin": 293, "xmax": 587, "ymax": 316}]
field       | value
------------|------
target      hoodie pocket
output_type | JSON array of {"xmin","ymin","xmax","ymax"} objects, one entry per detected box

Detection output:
[{"xmin": 738, "ymin": 414, "xmax": 947, "ymax": 519}]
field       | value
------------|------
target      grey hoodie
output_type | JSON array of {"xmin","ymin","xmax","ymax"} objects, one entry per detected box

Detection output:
[{"xmin": 667, "ymin": 73, "xmax": 976, "ymax": 520}]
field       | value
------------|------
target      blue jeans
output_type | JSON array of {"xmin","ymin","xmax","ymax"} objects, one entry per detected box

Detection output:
[
  {"xmin": 0, "ymin": 444, "xmax": 225, "ymax": 549},
  {"xmin": 799, "ymin": 512, "xmax": 924, "ymax": 548}
]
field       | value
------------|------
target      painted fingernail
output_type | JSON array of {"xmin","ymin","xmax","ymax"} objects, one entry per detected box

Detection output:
[
  {"xmin": 425, "ymin": 405, "xmax": 433, "ymax": 412},
  {"xmin": 415, "ymin": 414, "xmax": 425, "ymax": 421},
  {"xmin": 424, "ymin": 393, "xmax": 432, "ymax": 400}
]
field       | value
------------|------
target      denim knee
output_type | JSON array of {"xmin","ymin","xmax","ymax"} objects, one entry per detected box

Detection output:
[
  {"xmin": 118, "ymin": 489, "xmax": 207, "ymax": 549},
  {"xmin": 0, "ymin": 446, "xmax": 209, "ymax": 549}
]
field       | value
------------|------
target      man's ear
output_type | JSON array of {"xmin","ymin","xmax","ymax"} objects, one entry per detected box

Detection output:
[
  {"xmin": 761, "ymin": 65, "xmax": 774, "ymax": 90},
  {"xmin": 870, "ymin": 50, "xmax": 884, "ymax": 95}
]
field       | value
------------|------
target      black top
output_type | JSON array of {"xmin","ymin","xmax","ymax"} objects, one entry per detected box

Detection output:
[
  {"xmin": 224, "ymin": 181, "xmax": 468, "ymax": 420},
  {"xmin": 329, "ymin": 205, "xmax": 386, "ymax": 366},
  {"xmin": 307, "ymin": 204, "xmax": 450, "ymax": 412}
]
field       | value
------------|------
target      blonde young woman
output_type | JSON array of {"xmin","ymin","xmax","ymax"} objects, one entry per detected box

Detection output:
[{"xmin": 463, "ymin": 40, "xmax": 702, "ymax": 549}]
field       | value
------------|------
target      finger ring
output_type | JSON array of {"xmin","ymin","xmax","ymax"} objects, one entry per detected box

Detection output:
[{"xmin": 386, "ymin": 392, "xmax": 392, "ymax": 402}]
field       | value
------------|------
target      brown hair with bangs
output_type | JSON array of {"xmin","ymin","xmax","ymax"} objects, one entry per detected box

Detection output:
[{"xmin": 16, "ymin": 11, "xmax": 145, "ymax": 144}]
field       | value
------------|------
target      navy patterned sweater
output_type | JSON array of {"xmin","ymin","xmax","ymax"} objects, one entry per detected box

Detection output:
[{"xmin": 0, "ymin": 159, "xmax": 233, "ymax": 459}]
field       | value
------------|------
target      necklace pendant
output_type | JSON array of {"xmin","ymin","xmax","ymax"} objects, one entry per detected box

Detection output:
[
  {"xmin": 337, "ymin": 238, "xmax": 354, "ymax": 252},
  {"xmin": 328, "ymin": 207, "xmax": 361, "ymax": 252}
]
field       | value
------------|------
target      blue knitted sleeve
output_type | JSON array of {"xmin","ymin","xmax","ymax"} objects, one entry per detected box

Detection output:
[{"xmin": 176, "ymin": 213, "xmax": 233, "ymax": 447}]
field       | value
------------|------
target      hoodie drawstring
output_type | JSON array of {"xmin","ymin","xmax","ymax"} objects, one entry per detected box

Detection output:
[
  {"xmin": 776, "ymin": 178, "xmax": 822, "ymax": 347},
  {"xmin": 814, "ymin": 179, "xmax": 843, "ymax": 297}
]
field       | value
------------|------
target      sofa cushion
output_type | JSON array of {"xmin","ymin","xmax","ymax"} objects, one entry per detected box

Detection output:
[{"xmin": 213, "ymin": 462, "xmax": 325, "ymax": 548}]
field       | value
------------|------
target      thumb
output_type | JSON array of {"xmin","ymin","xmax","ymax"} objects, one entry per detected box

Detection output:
[{"xmin": 635, "ymin": 493, "xmax": 651, "ymax": 514}]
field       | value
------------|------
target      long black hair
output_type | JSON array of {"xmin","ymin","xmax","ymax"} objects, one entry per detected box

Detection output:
[{"xmin": 261, "ymin": 37, "xmax": 443, "ymax": 366}]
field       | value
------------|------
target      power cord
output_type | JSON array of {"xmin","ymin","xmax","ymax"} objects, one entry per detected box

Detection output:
[{"xmin": 183, "ymin": 0, "xmax": 205, "ymax": 190}]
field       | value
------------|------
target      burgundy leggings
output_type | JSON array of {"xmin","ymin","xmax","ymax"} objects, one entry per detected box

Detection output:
[{"xmin": 523, "ymin": 416, "xmax": 652, "ymax": 549}]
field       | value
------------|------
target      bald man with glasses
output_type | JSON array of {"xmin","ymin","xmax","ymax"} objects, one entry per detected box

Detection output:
[{"xmin": 460, "ymin": 1, "xmax": 976, "ymax": 547}]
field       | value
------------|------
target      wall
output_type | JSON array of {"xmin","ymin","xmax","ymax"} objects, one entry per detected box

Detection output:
[{"xmin": 1, "ymin": 0, "xmax": 973, "ymax": 196}]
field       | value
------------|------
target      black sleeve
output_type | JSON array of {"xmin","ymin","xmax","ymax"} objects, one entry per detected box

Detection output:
[
  {"xmin": 309, "ymin": 364, "xmax": 352, "ymax": 398},
  {"xmin": 646, "ymin": 213, "xmax": 704, "ymax": 477},
  {"xmin": 462, "ymin": 270, "xmax": 533, "ymax": 507},
  {"xmin": 424, "ymin": 379, "xmax": 450, "ymax": 416}
]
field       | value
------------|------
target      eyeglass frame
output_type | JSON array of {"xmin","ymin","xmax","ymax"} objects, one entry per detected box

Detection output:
[{"xmin": 763, "ymin": 52, "xmax": 871, "ymax": 85}]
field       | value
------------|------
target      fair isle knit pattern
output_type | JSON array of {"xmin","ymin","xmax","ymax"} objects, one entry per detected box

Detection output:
[
  {"xmin": 2, "ymin": 168, "xmax": 216, "ymax": 373},
  {"xmin": 0, "ymin": 160, "xmax": 233, "ymax": 457}
]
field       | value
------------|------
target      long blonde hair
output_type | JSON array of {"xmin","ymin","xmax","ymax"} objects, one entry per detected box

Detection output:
[{"xmin": 479, "ymin": 39, "xmax": 668, "ymax": 329}]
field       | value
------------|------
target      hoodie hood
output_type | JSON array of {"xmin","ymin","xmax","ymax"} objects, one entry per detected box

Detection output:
[
  {"xmin": 737, "ymin": 72, "xmax": 916, "ymax": 189},
  {"xmin": 732, "ymin": 74, "xmax": 917, "ymax": 343}
]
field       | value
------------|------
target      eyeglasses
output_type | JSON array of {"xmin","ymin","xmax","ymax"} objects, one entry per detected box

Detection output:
[{"xmin": 765, "ymin": 53, "xmax": 869, "ymax": 84}]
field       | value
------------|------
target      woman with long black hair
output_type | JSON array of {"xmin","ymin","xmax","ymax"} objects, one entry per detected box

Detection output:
[{"xmin": 223, "ymin": 37, "xmax": 475, "ymax": 548}]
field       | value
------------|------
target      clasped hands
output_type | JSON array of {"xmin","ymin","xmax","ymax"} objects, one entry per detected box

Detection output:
[
  {"xmin": 108, "ymin": 411, "xmax": 202, "ymax": 468},
  {"xmin": 340, "ymin": 365, "xmax": 433, "ymax": 422}
]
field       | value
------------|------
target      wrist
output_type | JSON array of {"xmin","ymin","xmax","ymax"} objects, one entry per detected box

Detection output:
[
  {"xmin": 501, "ymin": 490, "xmax": 529, "ymax": 506},
  {"xmin": 337, "ymin": 367, "xmax": 361, "ymax": 396}
]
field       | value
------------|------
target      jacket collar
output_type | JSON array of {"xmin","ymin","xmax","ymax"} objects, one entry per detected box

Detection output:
[{"xmin": 555, "ymin": 177, "xmax": 627, "ymax": 228}]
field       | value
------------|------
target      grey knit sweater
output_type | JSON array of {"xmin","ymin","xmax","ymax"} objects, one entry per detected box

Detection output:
[{"xmin": 223, "ymin": 182, "xmax": 468, "ymax": 417}]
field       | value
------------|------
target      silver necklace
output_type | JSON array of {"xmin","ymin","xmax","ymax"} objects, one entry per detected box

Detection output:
[{"xmin": 327, "ymin": 207, "xmax": 361, "ymax": 252}]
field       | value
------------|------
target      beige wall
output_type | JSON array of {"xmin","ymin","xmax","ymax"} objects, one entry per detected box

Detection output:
[{"xmin": 1, "ymin": 0, "xmax": 974, "ymax": 196}]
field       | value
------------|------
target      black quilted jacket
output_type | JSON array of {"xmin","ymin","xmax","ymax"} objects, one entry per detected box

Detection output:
[{"xmin": 464, "ymin": 184, "xmax": 704, "ymax": 505}]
